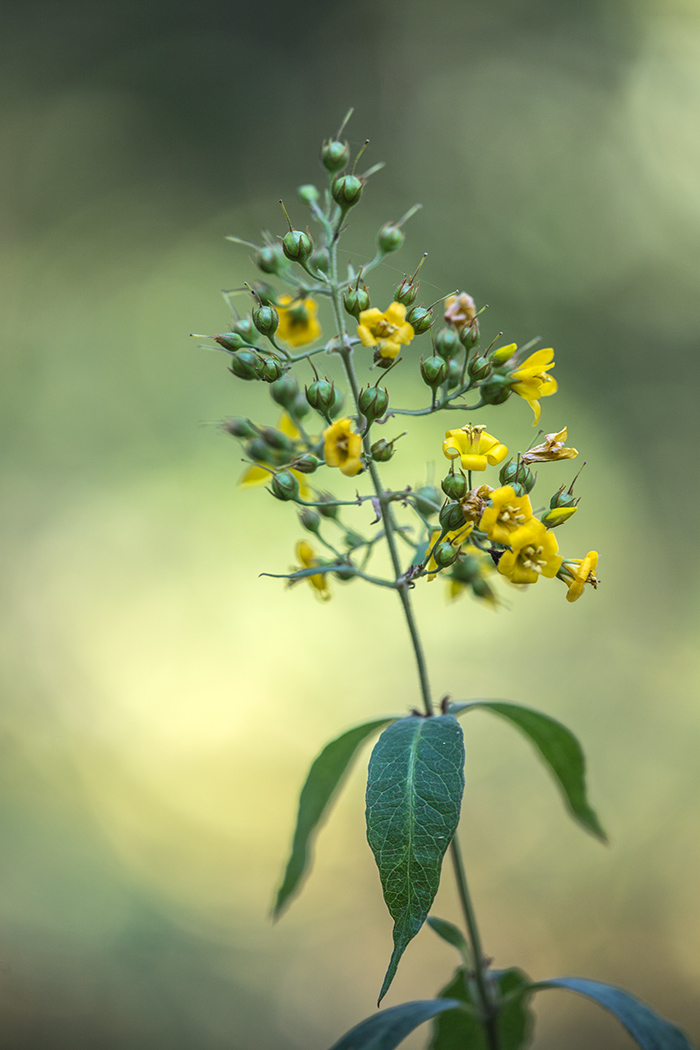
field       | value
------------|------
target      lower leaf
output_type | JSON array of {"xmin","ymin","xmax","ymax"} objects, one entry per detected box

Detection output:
[
  {"xmin": 328, "ymin": 999, "xmax": 463, "ymax": 1050},
  {"xmin": 430, "ymin": 966, "xmax": 534, "ymax": 1050}
]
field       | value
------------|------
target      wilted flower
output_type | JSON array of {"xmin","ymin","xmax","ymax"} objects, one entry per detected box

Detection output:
[
  {"xmin": 522, "ymin": 427, "xmax": 578, "ymax": 464},
  {"xmin": 562, "ymin": 551, "xmax": 599, "ymax": 602},
  {"xmin": 444, "ymin": 292, "xmax": 477, "ymax": 330}
]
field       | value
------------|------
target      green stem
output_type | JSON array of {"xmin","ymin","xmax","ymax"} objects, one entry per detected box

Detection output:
[{"xmin": 450, "ymin": 838, "xmax": 499, "ymax": 1050}]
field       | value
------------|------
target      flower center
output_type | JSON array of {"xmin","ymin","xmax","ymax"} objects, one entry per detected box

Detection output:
[
  {"xmin": 376, "ymin": 319, "xmax": 398, "ymax": 338},
  {"xmin": 520, "ymin": 544, "xmax": 546, "ymax": 573},
  {"xmin": 498, "ymin": 504, "xmax": 526, "ymax": 526}
]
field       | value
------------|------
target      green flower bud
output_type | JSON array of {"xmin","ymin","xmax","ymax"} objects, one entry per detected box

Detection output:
[
  {"xmin": 299, "ymin": 507, "xmax": 321, "ymax": 533},
  {"xmin": 378, "ymin": 223, "xmax": 405, "ymax": 253},
  {"xmin": 432, "ymin": 542, "xmax": 459, "ymax": 569},
  {"xmin": 452, "ymin": 550, "xmax": 483, "ymax": 584},
  {"xmin": 447, "ymin": 358, "xmax": 463, "ymax": 390},
  {"xmin": 230, "ymin": 350, "xmax": 262, "ymax": 380},
  {"xmin": 394, "ymin": 274, "xmax": 419, "ymax": 306},
  {"xmin": 467, "ymin": 354, "xmax": 492, "ymax": 383},
  {"xmin": 292, "ymin": 393, "xmax": 311, "ymax": 419},
  {"xmin": 271, "ymin": 470, "xmax": 299, "ymax": 501},
  {"xmin": 306, "ymin": 378, "xmax": 336, "ymax": 418},
  {"xmin": 259, "ymin": 426, "xmax": 295, "ymax": 453},
  {"xmin": 358, "ymin": 384, "xmax": 389, "ymax": 424},
  {"xmin": 509, "ymin": 482, "xmax": 527, "ymax": 498},
  {"xmin": 459, "ymin": 320, "xmax": 479, "ymax": 350},
  {"xmin": 250, "ymin": 282, "xmax": 275, "ymax": 305},
  {"xmin": 370, "ymin": 438, "xmax": 394, "ymax": 462},
  {"xmin": 316, "ymin": 492, "xmax": 339, "ymax": 520},
  {"xmin": 471, "ymin": 576, "xmax": 496, "ymax": 602},
  {"xmin": 413, "ymin": 485, "xmax": 441, "ymax": 516},
  {"xmin": 270, "ymin": 373, "xmax": 300, "ymax": 408},
  {"xmin": 550, "ymin": 485, "xmax": 578, "ymax": 509},
  {"xmin": 332, "ymin": 174, "xmax": 363, "ymax": 208},
  {"xmin": 499, "ymin": 459, "xmax": 535, "ymax": 493},
  {"xmin": 282, "ymin": 229, "xmax": 313, "ymax": 263},
  {"xmin": 435, "ymin": 327, "xmax": 461, "ymax": 360},
  {"xmin": 343, "ymin": 283, "xmax": 370, "ymax": 320},
  {"xmin": 334, "ymin": 561, "xmax": 356, "ymax": 582},
  {"xmin": 223, "ymin": 416, "xmax": 257, "ymax": 439},
  {"xmin": 440, "ymin": 501, "xmax": 466, "ymax": 531},
  {"xmin": 252, "ymin": 244, "xmax": 286, "ymax": 275},
  {"xmin": 292, "ymin": 453, "xmax": 320, "ymax": 474},
  {"xmin": 421, "ymin": 355, "xmax": 449, "ymax": 388},
  {"xmin": 246, "ymin": 437, "xmax": 274, "ymax": 463},
  {"xmin": 480, "ymin": 379, "xmax": 513, "ymax": 406},
  {"xmin": 441, "ymin": 472, "xmax": 468, "ymax": 500},
  {"xmin": 232, "ymin": 317, "xmax": 258, "ymax": 343},
  {"xmin": 321, "ymin": 138, "xmax": 350, "ymax": 172},
  {"xmin": 252, "ymin": 302, "xmax": 279, "ymax": 337},
  {"xmin": 215, "ymin": 331, "xmax": 247, "ymax": 351},
  {"xmin": 298, "ymin": 184, "xmax": 319, "ymax": 205},
  {"xmin": 256, "ymin": 356, "xmax": 285, "ymax": 383},
  {"xmin": 406, "ymin": 304, "xmax": 433, "ymax": 334},
  {"xmin": 310, "ymin": 247, "xmax": 330, "ymax": 275}
]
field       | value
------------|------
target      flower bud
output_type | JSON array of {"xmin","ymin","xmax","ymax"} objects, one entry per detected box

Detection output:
[
  {"xmin": 223, "ymin": 416, "xmax": 257, "ymax": 439},
  {"xmin": 292, "ymin": 453, "xmax": 320, "ymax": 474},
  {"xmin": 442, "ymin": 472, "xmax": 468, "ymax": 500},
  {"xmin": 252, "ymin": 301, "xmax": 279, "ymax": 337},
  {"xmin": 332, "ymin": 174, "xmax": 363, "ymax": 208},
  {"xmin": 413, "ymin": 485, "xmax": 440, "ymax": 517},
  {"xmin": 343, "ymin": 283, "xmax": 370, "ymax": 320},
  {"xmin": 215, "ymin": 332, "xmax": 247, "ymax": 351},
  {"xmin": 467, "ymin": 354, "xmax": 492, "ymax": 383},
  {"xmin": 259, "ymin": 426, "xmax": 295, "ymax": 453},
  {"xmin": 358, "ymin": 385, "xmax": 389, "ymax": 424},
  {"xmin": 420, "ymin": 355, "xmax": 449, "ymax": 388},
  {"xmin": 321, "ymin": 139, "xmax": 350, "ymax": 173},
  {"xmin": 334, "ymin": 561, "xmax": 356, "ymax": 582},
  {"xmin": 246, "ymin": 437, "xmax": 274, "ymax": 463},
  {"xmin": 435, "ymin": 327, "xmax": 460, "ymax": 360},
  {"xmin": 256, "ymin": 356, "xmax": 285, "ymax": 383},
  {"xmin": 370, "ymin": 438, "xmax": 394, "ymax": 462},
  {"xmin": 452, "ymin": 550, "xmax": 483, "ymax": 584},
  {"xmin": 447, "ymin": 358, "xmax": 463, "ymax": 390},
  {"xmin": 406, "ymin": 305, "xmax": 433, "ymax": 334},
  {"xmin": 300, "ymin": 508, "xmax": 321, "ymax": 533},
  {"xmin": 440, "ymin": 501, "xmax": 466, "ymax": 531},
  {"xmin": 232, "ymin": 317, "xmax": 259, "ymax": 343},
  {"xmin": 306, "ymin": 378, "xmax": 336, "ymax": 418},
  {"xmin": 480, "ymin": 379, "xmax": 512, "ymax": 406},
  {"xmin": 271, "ymin": 470, "xmax": 299, "ymax": 501},
  {"xmin": 432, "ymin": 541, "xmax": 460, "ymax": 569},
  {"xmin": 499, "ymin": 459, "xmax": 535, "ymax": 493},
  {"xmin": 269, "ymin": 373, "xmax": 299, "ymax": 408},
  {"xmin": 230, "ymin": 350, "xmax": 262, "ymax": 380},
  {"xmin": 459, "ymin": 320, "xmax": 479, "ymax": 350},
  {"xmin": 309, "ymin": 247, "xmax": 330, "ymax": 275},
  {"xmin": 316, "ymin": 492, "xmax": 339, "ymax": 520},
  {"xmin": 394, "ymin": 275, "xmax": 419, "ymax": 306},
  {"xmin": 282, "ymin": 229, "xmax": 313, "ymax": 264},
  {"xmin": 471, "ymin": 575, "xmax": 496, "ymax": 602},
  {"xmin": 550, "ymin": 484, "xmax": 578, "ymax": 509},
  {"xmin": 252, "ymin": 244, "xmax": 286, "ymax": 275},
  {"xmin": 292, "ymin": 393, "xmax": 311, "ymax": 419},
  {"xmin": 542, "ymin": 505, "xmax": 578, "ymax": 527},
  {"xmin": 378, "ymin": 223, "xmax": 405, "ymax": 253},
  {"xmin": 298, "ymin": 184, "xmax": 319, "ymax": 205}
]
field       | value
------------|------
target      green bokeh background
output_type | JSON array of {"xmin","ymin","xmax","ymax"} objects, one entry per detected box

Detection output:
[{"xmin": 2, "ymin": 0, "xmax": 700, "ymax": 1047}]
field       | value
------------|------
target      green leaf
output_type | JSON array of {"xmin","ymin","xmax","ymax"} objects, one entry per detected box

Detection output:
[
  {"xmin": 532, "ymin": 977, "xmax": 694, "ymax": 1050},
  {"xmin": 427, "ymin": 916, "xmax": 470, "ymax": 961},
  {"xmin": 366, "ymin": 714, "xmax": 465, "ymax": 1003},
  {"xmin": 273, "ymin": 717, "xmax": 394, "ymax": 919},
  {"xmin": 449, "ymin": 700, "xmax": 606, "ymax": 842},
  {"xmin": 328, "ymin": 999, "xmax": 463, "ymax": 1050},
  {"xmin": 430, "ymin": 966, "xmax": 534, "ymax": 1050}
]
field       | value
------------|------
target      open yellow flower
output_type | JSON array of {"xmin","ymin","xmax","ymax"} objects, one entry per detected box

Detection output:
[
  {"xmin": 294, "ymin": 540, "xmax": 330, "ymax": 601},
  {"xmin": 323, "ymin": 418, "xmax": 363, "ymax": 476},
  {"xmin": 239, "ymin": 413, "xmax": 313, "ymax": 498},
  {"xmin": 522, "ymin": 427, "xmax": 578, "ymax": 464},
  {"xmin": 479, "ymin": 485, "xmax": 536, "ymax": 547},
  {"xmin": 442, "ymin": 424, "xmax": 508, "ymax": 471},
  {"xmin": 497, "ymin": 520, "xmax": 562, "ymax": 585},
  {"xmin": 357, "ymin": 302, "xmax": 414, "ymax": 360},
  {"xmin": 276, "ymin": 296, "xmax": 321, "ymax": 348},
  {"xmin": 563, "ymin": 551, "xmax": 599, "ymax": 602},
  {"xmin": 509, "ymin": 348, "xmax": 557, "ymax": 424}
]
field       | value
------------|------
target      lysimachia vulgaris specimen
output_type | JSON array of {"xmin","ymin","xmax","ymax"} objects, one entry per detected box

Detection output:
[{"xmin": 194, "ymin": 110, "xmax": 694, "ymax": 1050}]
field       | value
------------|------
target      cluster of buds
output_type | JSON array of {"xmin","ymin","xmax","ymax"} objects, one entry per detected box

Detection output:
[{"xmin": 199, "ymin": 111, "xmax": 599, "ymax": 606}]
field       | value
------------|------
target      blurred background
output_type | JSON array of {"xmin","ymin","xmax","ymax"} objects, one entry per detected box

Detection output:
[{"xmin": 2, "ymin": 0, "xmax": 700, "ymax": 1046}]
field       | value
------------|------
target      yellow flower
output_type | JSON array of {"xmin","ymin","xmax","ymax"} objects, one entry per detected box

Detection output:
[
  {"xmin": 509, "ymin": 348, "xmax": 557, "ymax": 425},
  {"xmin": 444, "ymin": 292, "xmax": 476, "ymax": 330},
  {"xmin": 541, "ymin": 505, "xmax": 578, "ymax": 528},
  {"xmin": 521, "ymin": 427, "xmax": 578, "ymax": 464},
  {"xmin": 294, "ymin": 540, "xmax": 330, "ymax": 601},
  {"xmin": 479, "ymin": 485, "xmax": 536, "ymax": 547},
  {"xmin": 357, "ymin": 302, "xmax": 414, "ymax": 360},
  {"xmin": 239, "ymin": 413, "xmax": 313, "ymax": 498},
  {"xmin": 563, "ymin": 551, "xmax": 599, "ymax": 603},
  {"xmin": 276, "ymin": 296, "xmax": 321, "ymax": 348},
  {"xmin": 442, "ymin": 424, "xmax": 508, "ymax": 471},
  {"xmin": 497, "ymin": 520, "xmax": 563, "ymax": 585},
  {"xmin": 425, "ymin": 524, "xmax": 473, "ymax": 580},
  {"xmin": 323, "ymin": 418, "xmax": 364, "ymax": 476}
]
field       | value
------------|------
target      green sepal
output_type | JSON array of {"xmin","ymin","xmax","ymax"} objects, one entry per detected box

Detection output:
[
  {"xmin": 449, "ymin": 700, "xmax": 606, "ymax": 842},
  {"xmin": 531, "ymin": 977, "xmax": 694, "ymax": 1050},
  {"xmin": 430, "ymin": 966, "xmax": 534, "ymax": 1050},
  {"xmin": 273, "ymin": 717, "xmax": 394, "ymax": 919},
  {"xmin": 328, "ymin": 999, "xmax": 463, "ymax": 1050},
  {"xmin": 366, "ymin": 715, "xmax": 465, "ymax": 1003}
]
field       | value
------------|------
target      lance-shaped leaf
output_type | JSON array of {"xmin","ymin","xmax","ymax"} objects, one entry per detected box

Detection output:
[
  {"xmin": 273, "ymin": 718, "xmax": 394, "ymax": 919},
  {"xmin": 427, "ymin": 916, "xmax": 470, "ymax": 962},
  {"xmin": 366, "ymin": 714, "xmax": 465, "ymax": 1003},
  {"xmin": 531, "ymin": 977, "xmax": 694, "ymax": 1050},
  {"xmin": 430, "ymin": 966, "xmax": 534, "ymax": 1050},
  {"xmin": 450, "ymin": 700, "xmax": 606, "ymax": 841},
  {"xmin": 328, "ymin": 998, "xmax": 463, "ymax": 1050}
]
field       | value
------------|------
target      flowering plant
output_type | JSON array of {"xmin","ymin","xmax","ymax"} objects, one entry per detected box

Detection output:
[{"xmin": 194, "ymin": 111, "xmax": 693, "ymax": 1050}]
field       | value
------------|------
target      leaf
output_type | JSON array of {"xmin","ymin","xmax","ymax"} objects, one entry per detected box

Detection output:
[
  {"xmin": 328, "ymin": 999, "xmax": 463, "ymax": 1050},
  {"xmin": 273, "ymin": 717, "xmax": 394, "ymax": 919},
  {"xmin": 427, "ymin": 916, "xmax": 470, "ymax": 961},
  {"xmin": 366, "ymin": 714, "xmax": 465, "ymax": 1003},
  {"xmin": 532, "ymin": 977, "xmax": 694, "ymax": 1050},
  {"xmin": 449, "ymin": 700, "xmax": 606, "ymax": 841},
  {"xmin": 430, "ymin": 966, "xmax": 534, "ymax": 1050}
]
